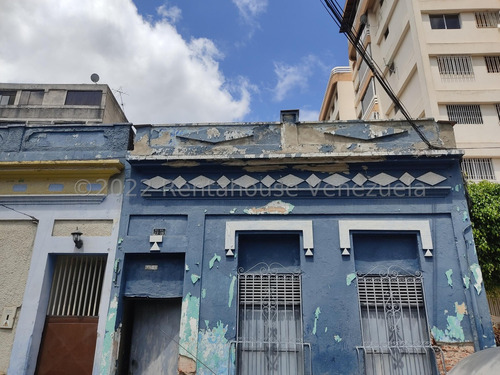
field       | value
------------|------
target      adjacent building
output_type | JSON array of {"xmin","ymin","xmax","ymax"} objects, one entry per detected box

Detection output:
[
  {"xmin": 320, "ymin": 0, "xmax": 500, "ymax": 182},
  {"xmin": 0, "ymin": 83, "xmax": 127, "ymax": 125},
  {"xmin": 0, "ymin": 123, "xmax": 131, "ymax": 375},
  {"xmin": 0, "ymin": 83, "xmax": 130, "ymax": 375},
  {"xmin": 100, "ymin": 111, "xmax": 494, "ymax": 375}
]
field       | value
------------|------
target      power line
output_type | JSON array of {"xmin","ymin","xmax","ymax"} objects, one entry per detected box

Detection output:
[
  {"xmin": 0, "ymin": 204, "xmax": 39, "ymax": 223},
  {"xmin": 320, "ymin": 0, "xmax": 444, "ymax": 150}
]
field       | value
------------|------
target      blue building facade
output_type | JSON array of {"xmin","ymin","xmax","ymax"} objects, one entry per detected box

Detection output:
[{"xmin": 102, "ymin": 113, "xmax": 495, "ymax": 375}]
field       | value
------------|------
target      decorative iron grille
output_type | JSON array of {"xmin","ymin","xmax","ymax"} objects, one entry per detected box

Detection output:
[
  {"xmin": 446, "ymin": 104, "xmax": 483, "ymax": 124},
  {"xmin": 485, "ymin": 56, "xmax": 500, "ymax": 73},
  {"xmin": 356, "ymin": 268, "xmax": 443, "ymax": 375},
  {"xmin": 475, "ymin": 11, "xmax": 500, "ymax": 28},
  {"xmin": 47, "ymin": 255, "xmax": 106, "ymax": 317},
  {"xmin": 230, "ymin": 263, "xmax": 311, "ymax": 375},
  {"xmin": 461, "ymin": 158, "xmax": 496, "ymax": 181}
]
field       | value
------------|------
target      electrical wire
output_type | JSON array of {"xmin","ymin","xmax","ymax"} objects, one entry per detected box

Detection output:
[
  {"xmin": 0, "ymin": 204, "xmax": 39, "ymax": 223},
  {"xmin": 321, "ymin": 0, "xmax": 445, "ymax": 150}
]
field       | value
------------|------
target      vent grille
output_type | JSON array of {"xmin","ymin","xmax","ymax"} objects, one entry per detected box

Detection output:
[
  {"xmin": 475, "ymin": 11, "xmax": 500, "ymax": 28},
  {"xmin": 446, "ymin": 104, "xmax": 483, "ymax": 124},
  {"xmin": 47, "ymin": 255, "xmax": 106, "ymax": 317},
  {"xmin": 239, "ymin": 273, "xmax": 301, "ymax": 305},
  {"xmin": 358, "ymin": 276, "xmax": 424, "ymax": 307}
]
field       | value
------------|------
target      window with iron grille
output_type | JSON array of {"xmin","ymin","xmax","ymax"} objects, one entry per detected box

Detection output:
[
  {"xmin": 0, "ymin": 91, "xmax": 16, "ymax": 105},
  {"xmin": 47, "ymin": 255, "xmax": 106, "ymax": 317},
  {"xmin": 475, "ymin": 11, "xmax": 500, "ymax": 28},
  {"xmin": 446, "ymin": 104, "xmax": 483, "ymax": 124},
  {"xmin": 429, "ymin": 14, "xmax": 460, "ymax": 29},
  {"xmin": 461, "ymin": 158, "xmax": 496, "ymax": 181},
  {"xmin": 357, "ymin": 273, "xmax": 437, "ymax": 375},
  {"xmin": 436, "ymin": 56, "xmax": 474, "ymax": 79},
  {"xmin": 235, "ymin": 268, "xmax": 307, "ymax": 375},
  {"xmin": 496, "ymin": 104, "xmax": 500, "ymax": 121},
  {"xmin": 485, "ymin": 56, "xmax": 500, "ymax": 73}
]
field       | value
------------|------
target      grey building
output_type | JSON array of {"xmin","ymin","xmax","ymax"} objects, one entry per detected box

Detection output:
[{"xmin": 0, "ymin": 83, "xmax": 127, "ymax": 125}]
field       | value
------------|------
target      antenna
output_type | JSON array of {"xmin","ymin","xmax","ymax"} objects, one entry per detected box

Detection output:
[
  {"xmin": 90, "ymin": 73, "xmax": 100, "ymax": 84},
  {"xmin": 112, "ymin": 87, "xmax": 128, "ymax": 110}
]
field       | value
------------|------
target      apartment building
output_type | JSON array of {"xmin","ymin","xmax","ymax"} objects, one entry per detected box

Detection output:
[
  {"xmin": 0, "ymin": 83, "xmax": 128, "ymax": 124},
  {"xmin": 320, "ymin": 0, "xmax": 500, "ymax": 182}
]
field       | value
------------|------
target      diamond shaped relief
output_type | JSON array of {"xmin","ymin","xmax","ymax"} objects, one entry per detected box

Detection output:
[
  {"xmin": 261, "ymin": 175, "xmax": 276, "ymax": 188},
  {"xmin": 352, "ymin": 173, "xmax": 367, "ymax": 186},
  {"xmin": 306, "ymin": 174, "xmax": 321, "ymax": 187},
  {"xmin": 173, "ymin": 176, "xmax": 187, "ymax": 188},
  {"xmin": 143, "ymin": 176, "xmax": 170, "ymax": 189},
  {"xmin": 323, "ymin": 173, "xmax": 350, "ymax": 187},
  {"xmin": 369, "ymin": 173, "xmax": 397, "ymax": 186},
  {"xmin": 399, "ymin": 172, "xmax": 415, "ymax": 186},
  {"xmin": 416, "ymin": 172, "xmax": 446, "ymax": 186},
  {"xmin": 217, "ymin": 176, "xmax": 231, "ymax": 188},
  {"xmin": 189, "ymin": 176, "xmax": 215, "ymax": 188},
  {"xmin": 278, "ymin": 174, "xmax": 304, "ymax": 187},
  {"xmin": 233, "ymin": 175, "xmax": 259, "ymax": 188}
]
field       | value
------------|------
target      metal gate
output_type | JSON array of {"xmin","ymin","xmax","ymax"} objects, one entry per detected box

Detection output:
[{"xmin": 36, "ymin": 255, "xmax": 106, "ymax": 375}]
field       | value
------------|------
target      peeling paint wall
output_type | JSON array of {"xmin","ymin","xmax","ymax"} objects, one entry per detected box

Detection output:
[
  {"xmin": 196, "ymin": 321, "xmax": 232, "ymax": 375},
  {"xmin": 128, "ymin": 119, "xmax": 456, "ymax": 161},
  {"xmin": 179, "ymin": 293, "xmax": 200, "ymax": 362}
]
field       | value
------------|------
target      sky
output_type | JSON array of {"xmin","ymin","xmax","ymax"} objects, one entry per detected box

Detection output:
[{"xmin": 0, "ymin": 0, "xmax": 349, "ymax": 124}]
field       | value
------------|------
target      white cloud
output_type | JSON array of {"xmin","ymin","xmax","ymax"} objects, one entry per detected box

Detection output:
[
  {"xmin": 157, "ymin": 3, "xmax": 182, "ymax": 24},
  {"xmin": 272, "ymin": 55, "xmax": 320, "ymax": 102},
  {"xmin": 232, "ymin": 0, "xmax": 267, "ymax": 23},
  {"xmin": 0, "ymin": 0, "xmax": 251, "ymax": 124}
]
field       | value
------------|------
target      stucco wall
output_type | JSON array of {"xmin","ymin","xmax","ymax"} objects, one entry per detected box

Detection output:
[
  {"xmin": 52, "ymin": 220, "xmax": 114, "ymax": 237},
  {"xmin": 0, "ymin": 221, "xmax": 37, "ymax": 374}
]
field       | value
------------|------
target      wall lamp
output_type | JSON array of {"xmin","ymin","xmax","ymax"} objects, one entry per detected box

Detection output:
[{"xmin": 71, "ymin": 228, "xmax": 83, "ymax": 249}]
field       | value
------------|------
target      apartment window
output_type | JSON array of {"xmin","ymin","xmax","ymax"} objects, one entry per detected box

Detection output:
[
  {"xmin": 485, "ymin": 56, "xmax": 500, "ymax": 73},
  {"xmin": 436, "ymin": 55, "xmax": 474, "ymax": 79},
  {"xmin": 429, "ymin": 14, "xmax": 460, "ymax": 29},
  {"xmin": 19, "ymin": 90, "xmax": 44, "ymax": 105},
  {"xmin": 475, "ymin": 11, "xmax": 500, "ymax": 28},
  {"xmin": 461, "ymin": 158, "xmax": 496, "ymax": 181},
  {"xmin": 446, "ymin": 104, "xmax": 483, "ymax": 124},
  {"xmin": 65, "ymin": 90, "xmax": 102, "ymax": 106},
  {"xmin": 361, "ymin": 78, "xmax": 376, "ymax": 116},
  {"xmin": 0, "ymin": 91, "xmax": 16, "ymax": 105},
  {"xmin": 496, "ymin": 104, "xmax": 500, "ymax": 121}
]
